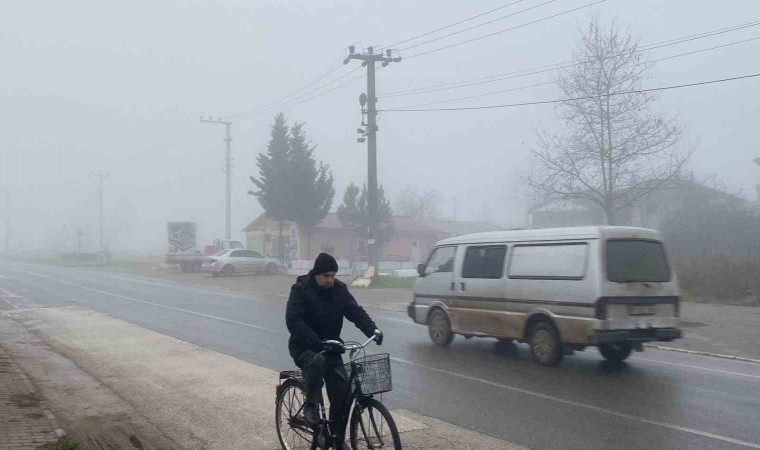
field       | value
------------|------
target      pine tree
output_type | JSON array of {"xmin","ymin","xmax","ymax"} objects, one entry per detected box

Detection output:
[
  {"xmin": 287, "ymin": 122, "xmax": 334, "ymax": 259},
  {"xmin": 249, "ymin": 113, "xmax": 291, "ymax": 261}
]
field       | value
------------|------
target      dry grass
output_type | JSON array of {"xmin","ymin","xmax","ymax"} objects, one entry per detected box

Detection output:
[{"xmin": 673, "ymin": 255, "xmax": 760, "ymax": 306}]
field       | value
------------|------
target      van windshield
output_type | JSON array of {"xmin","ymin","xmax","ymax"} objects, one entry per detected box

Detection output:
[{"xmin": 606, "ymin": 239, "xmax": 670, "ymax": 283}]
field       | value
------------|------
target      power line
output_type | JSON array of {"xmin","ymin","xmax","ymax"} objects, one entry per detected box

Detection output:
[
  {"xmin": 404, "ymin": 0, "xmax": 606, "ymax": 60},
  {"xmin": 378, "ymin": 72, "xmax": 760, "ymax": 112},
  {"xmin": 254, "ymin": 65, "xmax": 393, "ymax": 114},
  {"xmin": 382, "ymin": 20, "xmax": 760, "ymax": 98},
  {"xmin": 239, "ymin": 64, "xmax": 345, "ymax": 115},
  {"xmin": 270, "ymin": 66, "xmax": 362, "ymax": 107},
  {"xmin": 272, "ymin": 72, "xmax": 366, "ymax": 111},
  {"xmin": 385, "ymin": 20, "xmax": 760, "ymax": 97},
  {"xmin": 398, "ymin": 0, "xmax": 558, "ymax": 52},
  {"xmin": 389, "ymin": 35, "xmax": 760, "ymax": 109},
  {"xmin": 385, "ymin": 0, "xmax": 527, "ymax": 48},
  {"xmin": 230, "ymin": 66, "xmax": 363, "ymax": 118}
]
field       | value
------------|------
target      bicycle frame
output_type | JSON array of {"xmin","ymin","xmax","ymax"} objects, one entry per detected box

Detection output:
[{"xmin": 314, "ymin": 336, "xmax": 378, "ymax": 449}]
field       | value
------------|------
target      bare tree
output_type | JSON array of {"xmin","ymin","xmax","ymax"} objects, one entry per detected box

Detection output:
[
  {"xmin": 396, "ymin": 186, "xmax": 443, "ymax": 221},
  {"xmin": 527, "ymin": 17, "xmax": 691, "ymax": 225}
]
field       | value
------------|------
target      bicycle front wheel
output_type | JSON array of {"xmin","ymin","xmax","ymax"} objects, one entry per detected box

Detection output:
[
  {"xmin": 275, "ymin": 378, "xmax": 317, "ymax": 450},
  {"xmin": 349, "ymin": 398, "xmax": 401, "ymax": 450}
]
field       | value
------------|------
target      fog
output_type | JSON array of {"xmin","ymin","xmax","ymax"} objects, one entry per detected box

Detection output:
[{"xmin": 2, "ymin": 0, "xmax": 759, "ymax": 255}]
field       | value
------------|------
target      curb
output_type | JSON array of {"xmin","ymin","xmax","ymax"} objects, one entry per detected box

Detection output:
[
  {"xmin": 0, "ymin": 347, "xmax": 67, "ymax": 438},
  {"xmin": 644, "ymin": 344, "xmax": 760, "ymax": 364}
]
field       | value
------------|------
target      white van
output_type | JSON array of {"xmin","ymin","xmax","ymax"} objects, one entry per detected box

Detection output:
[{"xmin": 407, "ymin": 226, "xmax": 681, "ymax": 366}]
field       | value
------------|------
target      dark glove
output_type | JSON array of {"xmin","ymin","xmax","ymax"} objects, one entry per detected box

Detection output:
[
  {"xmin": 308, "ymin": 336, "xmax": 324, "ymax": 353},
  {"xmin": 374, "ymin": 329, "xmax": 384, "ymax": 346},
  {"xmin": 323, "ymin": 341, "xmax": 346, "ymax": 355}
]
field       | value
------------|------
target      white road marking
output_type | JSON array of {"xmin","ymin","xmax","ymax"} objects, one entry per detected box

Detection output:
[
  {"xmin": 74, "ymin": 269, "xmax": 292, "ymax": 300},
  {"xmin": 11, "ymin": 269, "xmax": 287, "ymax": 336},
  {"xmin": 645, "ymin": 344, "xmax": 760, "ymax": 364},
  {"xmin": 391, "ymin": 356, "xmax": 760, "ymax": 449},
  {"xmin": 636, "ymin": 357, "xmax": 760, "ymax": 380},
  {"xmin": 0, "ymin": 287, "xmax": 23, "ymax": 298},
  {"xmin": 378, "ymin": 316, "xmax": 417, "ymax": 326},
  {"xmin": 2, "ymin": 297, "xmax": 18, "ymax": 309}
]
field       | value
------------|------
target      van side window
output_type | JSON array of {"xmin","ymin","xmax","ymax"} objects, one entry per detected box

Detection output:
[
  {"xmin": 508, "ymin": 243, "xmax": 588, "ymax": 280},
  {"xmin": 462, "ymin": 245, "xmax": 507, "ymax": 279},
  {"xmin": 425, "ymin": 247, "xmax": 457, "ymax": 275}
]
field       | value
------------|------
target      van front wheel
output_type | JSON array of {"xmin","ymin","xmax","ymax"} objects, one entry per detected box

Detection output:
[
  {"xmin": 428, "ymin": 309, "xmax": 454, "ymax": 347},
  {"xmin": 529, "ymin": 322, "xmax": 563, "ymax": 367},
  {"xmin": 599, "ymin": 343, "xmax": 632, "ymax": 363}
]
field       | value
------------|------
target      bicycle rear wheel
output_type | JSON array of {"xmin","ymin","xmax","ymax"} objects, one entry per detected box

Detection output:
[
  {"xmin": 275, "ymin": 378, "xmax": 317, "ymax": 450},
  {"xmin": 349, "ymin": 398, "xmax": 401, "ymax": 450}
]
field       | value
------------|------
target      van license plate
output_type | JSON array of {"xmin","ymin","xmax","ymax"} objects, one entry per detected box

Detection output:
[{"xmin": 629, "ymin": 305, "xmax": 656, "ymax": 316}]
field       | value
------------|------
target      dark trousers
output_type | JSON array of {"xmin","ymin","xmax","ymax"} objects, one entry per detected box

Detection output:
[{"xmin": 294, "ymin": 350, "xmax": 349, "ymax": 421}]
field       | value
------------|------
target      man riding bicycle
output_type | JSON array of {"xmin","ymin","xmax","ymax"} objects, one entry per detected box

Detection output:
[{"xmin": 285, "ymin": 253, "xmax": 384, "ymax": 440}]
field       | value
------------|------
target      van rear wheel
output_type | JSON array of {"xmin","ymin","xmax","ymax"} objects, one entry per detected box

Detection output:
[
  {"xmin": 599, "ymin": 343, "xmax": 632, "ymax": 363},
  {"xmin": 529, "ymin": 322, "xmax": 563, "ymax": 367},
  {"xmin": 428, "ymin": 309, "xmax": 454, "ymax": 347}
]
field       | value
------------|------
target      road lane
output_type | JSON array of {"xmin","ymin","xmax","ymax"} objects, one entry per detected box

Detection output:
[{"xmin": 2, "ymin": 263, "xmax": 759, "ymax": 450}]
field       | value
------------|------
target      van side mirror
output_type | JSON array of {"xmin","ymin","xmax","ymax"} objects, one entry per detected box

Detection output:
[{"xmin": 417, "ymin": 264, "xmax": 426, "ymax": 277}]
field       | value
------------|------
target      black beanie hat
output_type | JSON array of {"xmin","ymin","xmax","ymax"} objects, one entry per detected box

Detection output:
[{"xmin": 313, "ymin": 252, "xmax": 339, "ymax": 275}]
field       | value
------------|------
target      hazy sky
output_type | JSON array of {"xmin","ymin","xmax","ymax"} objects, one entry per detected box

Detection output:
[{"xmin": 2, "ymin": 0, "xmax": 759, "ymax": 254}]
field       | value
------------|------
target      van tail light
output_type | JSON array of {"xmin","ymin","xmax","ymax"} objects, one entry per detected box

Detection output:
[{"xmin": 595, "ymin": 297, "xmax": 608, "ymax": 320}]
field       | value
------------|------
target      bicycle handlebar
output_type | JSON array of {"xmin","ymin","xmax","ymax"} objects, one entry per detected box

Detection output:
[{"xmin": 322, "ymin": 330, "xmax": 381, "ymax": 355}]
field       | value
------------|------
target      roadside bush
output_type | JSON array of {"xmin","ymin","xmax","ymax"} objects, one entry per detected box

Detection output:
[{"xmin": 672, "ymin": 255, "xmax": 760, "ymax": 305}]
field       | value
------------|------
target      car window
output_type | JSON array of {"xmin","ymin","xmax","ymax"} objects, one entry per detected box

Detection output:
[
  {"xmin": 462, "ymin": 245, "xmax": 507, "ymax": 279},
  {"xmin": 229, "ymin": 250, "xmax": 245, "ymax": 257},
  {"xmin": 509, "ymin": 243, "xmax": 588, "ymax": 279},
  {"xmin": 251, "ymin": 251, "xmax": 263, "ymax": 258},
  {"xmin": 606, "ymin": 239, "xmax": 670, "ymax": 282},
  {"xmin": 425, "ymin": 246, "xmax": 457, "ymax": 275}
]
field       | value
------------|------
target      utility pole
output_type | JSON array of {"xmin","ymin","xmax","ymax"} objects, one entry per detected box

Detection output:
[
  {"xmin": 76, "ymin": 228, "xmax": 84, "ymax": 255},
  {"xmin": 91, "ymin": 172, "xmax": 109, "ymax": 251},
  {"xmin": 345, "ymin": 46, "xmax": 401, "ymax": 276},
  {"xmin": 0, "ymin": 188, "xmax": 9, "ymax": 254},
  {"xmin": 201, "ymin": 116, "xmax": 233, "ymax": 240},
  {"xmin": 754, "ymin": 157, "xmax": 760, "ymax": 203}
]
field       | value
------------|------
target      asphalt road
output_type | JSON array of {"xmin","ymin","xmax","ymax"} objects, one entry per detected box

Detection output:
[{"xmin": 2, "ymin": 263, "xmax": 759, "ymax": 450}]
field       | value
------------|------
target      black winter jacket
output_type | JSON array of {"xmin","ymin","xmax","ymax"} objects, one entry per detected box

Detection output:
[{"xmin": 286, "ymin": 272, "xmax": 377, "ymax": 358}]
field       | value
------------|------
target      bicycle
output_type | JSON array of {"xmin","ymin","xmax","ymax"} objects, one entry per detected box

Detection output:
[{"xmin": 275, "ymin": 333, "xmax": 402, "ymax": 450}]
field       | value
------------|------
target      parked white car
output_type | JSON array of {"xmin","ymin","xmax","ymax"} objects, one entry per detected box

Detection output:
[{"xmin": 202, "ymin": 249, "xmax": 280, "ymax": 277}]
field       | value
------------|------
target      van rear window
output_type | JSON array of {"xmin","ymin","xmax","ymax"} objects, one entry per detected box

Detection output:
[{"xmin": 606, "ymin": 239, "xmax": 670, "ymax": 282}]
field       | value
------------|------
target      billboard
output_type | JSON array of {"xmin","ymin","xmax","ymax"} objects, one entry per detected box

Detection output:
[{"xmin": 167, "ymin": 222, "xmax": 197, "ymax": 253}]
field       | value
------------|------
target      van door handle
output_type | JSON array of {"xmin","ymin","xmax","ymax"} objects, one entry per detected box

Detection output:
[
  {"xmin": 450, "ymin": 282, "xmax": 455, "ymax": 291},
  {"xmin": 460, "ymin": 282, "xmax": 466, "ymax": 292}
]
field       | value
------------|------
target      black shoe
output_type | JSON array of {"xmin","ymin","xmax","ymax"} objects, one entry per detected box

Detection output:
[{"xmin": 303, "ymin": 402, "xmax": 320, "ymax": 428}]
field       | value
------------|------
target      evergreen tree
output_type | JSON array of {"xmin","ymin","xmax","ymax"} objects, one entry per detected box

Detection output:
[
  {"xmin": 288, "ymin": 122, "xmax": 334, "ymax": 259},
  {"xmin": 249, "ymin": 113, "xmax": 291, "ymax": 261}
]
